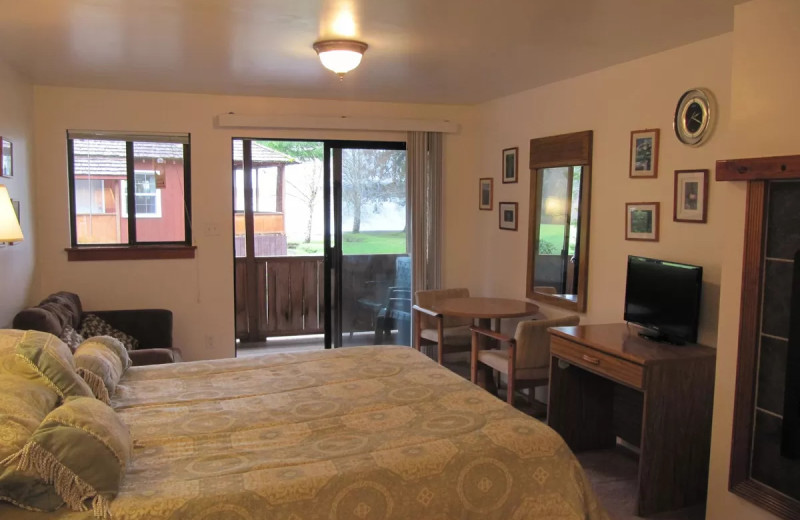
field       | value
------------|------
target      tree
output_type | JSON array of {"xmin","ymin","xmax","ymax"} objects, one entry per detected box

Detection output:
[
  {"xmin": 260, "ymin": 141, "xmax": 323, "ymax": 243},
  {"xmin": 341, "ymin": 149, "xmax": 406, "ymax": 233}
]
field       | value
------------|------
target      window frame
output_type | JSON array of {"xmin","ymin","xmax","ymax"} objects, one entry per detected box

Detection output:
[
  {"xmin": 121, "ymin": 171, "xmax": 163, "ymax": 219},
  {"xmin": 66, "ymin": 132, "xmax": 194, "ymax": 260}
]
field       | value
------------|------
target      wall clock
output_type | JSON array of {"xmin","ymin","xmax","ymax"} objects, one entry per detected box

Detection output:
[{"xmin": 674, "ymin": 88, "xmax": 715, "ymax": 146}]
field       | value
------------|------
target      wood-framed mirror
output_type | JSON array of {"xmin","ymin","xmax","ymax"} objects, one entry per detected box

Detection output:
[{"xmin": 526, "ymin": 130, "xmax": 592, "ymax": 312}]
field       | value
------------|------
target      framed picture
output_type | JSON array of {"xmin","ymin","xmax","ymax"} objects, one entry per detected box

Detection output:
[
  {"xmin": 629, "ymin": 129, "xmax": 659, "ymax": 178},
  {"xmin": 11, "ymin": 199, "xmax": 19, "ymax": 224},
  {"xmin": 1, "ymin": 138, "xmax": 12, "ymax": 178},
  {"xmin": 674, "ymin": 169, "xmax": 709, "ymax": 223},
  {"xmin": 502, "ymin": 147, "xmax": 518, "ymax": 183},
  {"xmin": 479, "ymin": 178, "xmax": 493, "ymax": 210},
  {"xmin": 625, "ymin": 202, "xmax": 659, "ymax": 241},
  {"xmin": 499, "ymin": 201, "xmax": 518, "ymax": 231}
]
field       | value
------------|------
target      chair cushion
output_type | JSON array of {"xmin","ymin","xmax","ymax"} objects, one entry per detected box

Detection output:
[
  {"xmin": 477, "ymin": 349, "xmax": 549, "ymax": 380},
  {"xmin": 79, "ymin": 314, "xmax": 139, "ymax": 352},
  {"xmin": 420, "ymin": 325, "xmax": 472, "ymax": 346}
]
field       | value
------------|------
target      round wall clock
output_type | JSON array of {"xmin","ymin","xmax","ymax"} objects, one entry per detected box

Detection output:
[{"xmin": 674, "ymin": 88, "xmax": 715, "ymax": 146}]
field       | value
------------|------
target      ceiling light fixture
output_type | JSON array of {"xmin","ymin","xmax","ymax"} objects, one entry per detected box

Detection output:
[{"xmin": 313, "ymin": 40, "xmax": 368, "ymax": 79}]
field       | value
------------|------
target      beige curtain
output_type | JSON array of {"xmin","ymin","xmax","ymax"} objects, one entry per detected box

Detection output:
[{"xmin": 407, "ymin": 131, "xmax": 443, "ymax": 294}]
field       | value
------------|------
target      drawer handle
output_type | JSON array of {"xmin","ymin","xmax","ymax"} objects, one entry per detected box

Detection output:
[{"xmin": 581, "ymin": 354, "xmax": 601, "ymax": 365}]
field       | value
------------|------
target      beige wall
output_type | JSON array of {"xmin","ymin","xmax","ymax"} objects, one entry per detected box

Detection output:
[
  {"xmin": 459, "ymin": 34, "xmax": 733, "ymax": 347},
  {"xmin": 32, "ymin": 87, "xmax": 476, "ymax": 360},
  {"xmin": 0, "ymin": 60, "xmax": 35, "ymax": 327},
  {"xmin": 706, "ymin": 1, "xmax": 800, "ymax": 519}
]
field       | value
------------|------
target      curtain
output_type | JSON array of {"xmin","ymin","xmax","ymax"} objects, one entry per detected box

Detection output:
[{"xmin": 407, "ymin": 131, "xmax": 443, "ymax": 295}]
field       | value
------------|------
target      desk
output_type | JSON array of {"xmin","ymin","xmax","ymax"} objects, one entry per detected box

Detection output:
[
  {"xmin": 547, "ymin": 323, "xmax": 716, "ymax": 516},
  {"xmin": 432, "ymin": 297, "xmax": 539, "ymax": 331}
]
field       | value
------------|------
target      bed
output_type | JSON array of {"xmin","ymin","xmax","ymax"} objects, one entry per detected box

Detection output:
[{"xmin": 2, "ymin": 342, "xmax": 609, "ymax": 520}]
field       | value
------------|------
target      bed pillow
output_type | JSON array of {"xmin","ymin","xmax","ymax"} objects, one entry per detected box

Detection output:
[
  {"xmin": 79, "ymin": 314, "xmax": 139, "ymax": 352},
  {"xmin": 74, "ymin": 337, "xmax": 130, "ymax": 404},
  {"xmin": 58, "ymin": 326, "xmax": 84, "ymax": 353},
  {"xmin": 0, "ymin": 375, "xmax": 64, "ymax": 512},
  {"xmin": 14, "ymin": 331, "xmax": 93, "ymax": 401},
  {"xmin": 12, "ymin": 396, "xmax": 131, "ymax": 518}
]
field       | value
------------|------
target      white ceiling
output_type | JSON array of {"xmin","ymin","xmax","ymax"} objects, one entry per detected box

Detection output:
[{"xmin": 0, "ymin": 0, "xmax": 747, "ymax": 105}]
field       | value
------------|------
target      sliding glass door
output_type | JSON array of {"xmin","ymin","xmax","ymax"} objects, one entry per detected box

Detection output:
[
  {"xmin": 233, "ymin": 138, "xmax": 408, "ymax": 352},
  {"xmin": 324, "ymin": 142, "xmax": 409, "ymax": 348}
]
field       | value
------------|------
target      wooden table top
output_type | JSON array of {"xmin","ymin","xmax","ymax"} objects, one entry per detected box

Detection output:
[
  {"xmin": 549, "ymin": 323, "xmax": 716, "ymax": 365},
  {"xmin": 432, "ymin": 297, "xmax": 539, "ymax": 319}
]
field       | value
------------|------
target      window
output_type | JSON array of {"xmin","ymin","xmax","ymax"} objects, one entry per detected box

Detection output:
[
  {"xmin": 121, "ymin": 172, "xmax": 162, "ymax": 218},
  {"xmin": 67, "ymin": 131, "xmax": 193, "ymax": 259},
  {"xmin": 75, "ymin": 179, "xmax": 108, "ymax": 214}
]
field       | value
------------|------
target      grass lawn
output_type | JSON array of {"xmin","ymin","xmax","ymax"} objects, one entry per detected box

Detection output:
[
  {"xmin": 538, "ymin": 223, "xmax": 576, "ymax": 255},
  {"xmin": 289, "ymin": 231, "xmax": 407, "ymax": 256}
]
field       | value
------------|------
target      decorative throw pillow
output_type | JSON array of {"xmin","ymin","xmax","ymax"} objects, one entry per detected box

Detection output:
[
  {"xmin": 79, "ymin": 314, "xmax": 139, "ymax": 352},
  {"xmin": 58, "ymin": 326, "xmax": 84, "ymax": 353},
  {"xmin": 9, "ymin": 396, "xmax": 131, "ymax": 518},
  {"xmin": 14, "ymin": 331, "xmax": 93, "ymax": 401},
  {"xmin": 0, "ymin": 375, "xmax": 64, "ymax": 512},
  {"xmin": 74, "ymin": 337, "xmax": 130, "ymax": 404}
]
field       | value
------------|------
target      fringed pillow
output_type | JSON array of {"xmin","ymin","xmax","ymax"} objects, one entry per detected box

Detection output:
[
  {"xmin": 74, "ymin": 336, "xmax": 131, "ymax": 404},
  {"xmin": 8, "ymin": 396, "xmax": 131, "ymax": 518},
  {"xmin": 14, "ymin": 331, "xmax": 93, "ymax": 401},
  {"xmin": 0, "ymin": 374, "xmax": 63, "ymax": 512}
]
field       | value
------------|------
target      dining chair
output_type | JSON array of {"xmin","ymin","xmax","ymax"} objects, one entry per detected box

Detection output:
[
  {"xmin": 470, "ymin": 313, "xmax": 580, "ymax": 405},
  {"xmin": 413, "ymin": 288, "xmax": 473, "ymax": 364}
]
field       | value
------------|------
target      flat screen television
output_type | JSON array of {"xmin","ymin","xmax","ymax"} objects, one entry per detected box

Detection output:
[{"xmin": 624, "ymin": 255, "xmax": 703, "ymax": 345}]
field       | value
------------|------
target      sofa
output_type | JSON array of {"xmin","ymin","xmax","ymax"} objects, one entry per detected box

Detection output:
[{"xmin": 12, "ymin": 291, "xmax": 180, "ymax": 365}]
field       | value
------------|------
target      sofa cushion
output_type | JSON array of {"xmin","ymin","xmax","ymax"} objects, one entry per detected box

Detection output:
[
  {"xmin": 79, "ymin": 315, "xmax": 139, "ymax": 352},
  {"xmin": 58, "ymin": 326, "xmax": 84, "ymax": 353},
  {"xmin": 12, "ymin": 396, "xmax": 131, "ymax": 517}
]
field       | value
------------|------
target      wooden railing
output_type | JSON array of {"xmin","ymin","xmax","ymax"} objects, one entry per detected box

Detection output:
[{"xmin": 235, "ymin": 253, "xmax": 406, "ymax": 341}]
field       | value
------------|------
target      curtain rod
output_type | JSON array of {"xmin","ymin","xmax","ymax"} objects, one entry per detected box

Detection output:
[{"xmin": 215, "ymin": 114, "xmax": 460, "ymax": 134}]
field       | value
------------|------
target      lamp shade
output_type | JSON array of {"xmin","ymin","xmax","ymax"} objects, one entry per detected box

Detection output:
[
  {"xmin": 313, "ymin": 40, "xmax": 368, "ymax": 76},
  {"xmin": 0, "ymin": 185, "xmax": 23, "ymax": 242}
]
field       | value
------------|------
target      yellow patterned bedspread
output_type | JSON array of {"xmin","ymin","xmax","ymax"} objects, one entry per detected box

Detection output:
[{"xmin": 3, "ymin": 346, "xmax": 609, "ymax": 520}]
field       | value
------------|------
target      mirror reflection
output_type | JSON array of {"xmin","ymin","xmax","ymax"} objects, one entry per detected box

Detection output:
[{"xmin": 533, "ymin": 166, "xmax": 583, "ymax": 301}]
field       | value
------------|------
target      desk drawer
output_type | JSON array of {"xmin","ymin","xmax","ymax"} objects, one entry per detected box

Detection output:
[{"xmin": 551, "ymin": 337, "xmax": 644, "ymax": 389}]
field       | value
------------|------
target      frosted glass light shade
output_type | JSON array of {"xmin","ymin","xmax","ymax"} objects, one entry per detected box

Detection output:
[
  {"xmin": 0, "ymin": 185, "xmax": 23, "ymax": 242},
  {"xmin": 313, "ymin": 40, "xmax": 368, "ymax": 76}
]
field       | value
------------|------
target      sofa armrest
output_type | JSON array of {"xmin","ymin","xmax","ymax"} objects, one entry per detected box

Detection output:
[
  {"xmin": 129, "ymin": 348, "xmax": 175, "ymax": 366},
  {"xmin": 87, "ymin": 309, "xmax": 173, "ymax": 349}
]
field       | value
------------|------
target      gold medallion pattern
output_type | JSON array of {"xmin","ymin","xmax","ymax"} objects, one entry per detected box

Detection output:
[{"xmin": 0, "ymin": 342, "xmax": 610, "ymax": 520}]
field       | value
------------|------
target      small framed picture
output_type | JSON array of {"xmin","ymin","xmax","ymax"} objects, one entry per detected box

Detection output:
[
  {"xmin": 502, "ymin": 147, "xmax": 518, "ymax": 183},
  {"xmin": 674, "ymin": 169, "xmax": 709, "ymax": 223},
  {"xmin": 629, "ymin": 129, "xmax": 659, "ymax": 178},
  {"xmin": 625, "ymin": 202, "xmax": 659, "ymax": 241},
  {"xmin": 479, "ymin": 178, "xmax": 493, "ymax": 210},
  {"xmin": 1, "ymin": 138, "xmax": 12, "ymax": 178},
  {"xmin": 499, "ymin": 201, "xmax": 518, "ymax": 231}
]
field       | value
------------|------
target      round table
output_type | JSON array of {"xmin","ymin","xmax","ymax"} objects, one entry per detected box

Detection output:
[{"xmin": 432, "ymin": 297, "xmax": 540, "ymax": 332}]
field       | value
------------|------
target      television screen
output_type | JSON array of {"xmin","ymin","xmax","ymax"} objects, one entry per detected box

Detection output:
[{"xmin": 624, "ymin": 256, "xmax": 703, "ymax": 344}]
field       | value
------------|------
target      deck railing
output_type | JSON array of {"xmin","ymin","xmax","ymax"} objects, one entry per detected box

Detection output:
[{"xmin": 235, "ymin": 253, "xmax": 406, "ymax": 341}]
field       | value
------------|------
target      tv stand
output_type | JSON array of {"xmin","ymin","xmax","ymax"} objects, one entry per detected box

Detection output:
[{"xmin": 547, "ymin": 323, "xmax": 715, "ymax": 516}]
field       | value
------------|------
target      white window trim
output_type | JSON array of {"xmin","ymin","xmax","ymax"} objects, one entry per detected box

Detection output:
[{"xmin": 121, "ymin": 170, "xmax": 162, "ymax": 218}]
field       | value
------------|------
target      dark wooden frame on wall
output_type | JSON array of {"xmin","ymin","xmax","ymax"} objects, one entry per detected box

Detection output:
[{"xmin": 721, "ymin": 154, "xmax": 800, "ymax": 520}]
